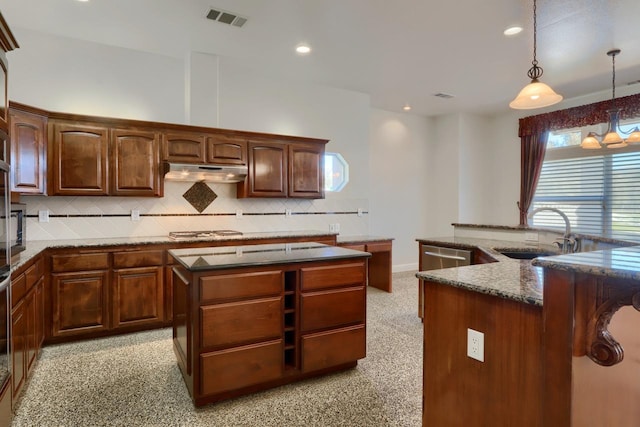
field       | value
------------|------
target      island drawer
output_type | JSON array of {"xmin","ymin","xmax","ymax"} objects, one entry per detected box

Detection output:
[
  {"xmin": 113, "ymin": 250, "xmax": 163, "ymax": 268},
  {"xmin": 51, "ymin": 253, "xmax": 110, "ymax": 272},
  {"xmin": 200, "ymin": 339, "xmax": 283, "ymax": 395},
  {"xmin": 200, "ymin": 296, "xmax": 282, "ymax": 348},
  {"xmin": 199, "ymin": 271, "xmax": 283, "ymax": 303},
  {"xmin": 301, "ymin": 325, "xmax": 365, "ymax": 373},
  {"xmin": 300, "ymin": 261, "xmax": 366, "ymax": 291},
  {"xmin": 300, "ymin": 287, "xmax": 365, "ymax": 332}
]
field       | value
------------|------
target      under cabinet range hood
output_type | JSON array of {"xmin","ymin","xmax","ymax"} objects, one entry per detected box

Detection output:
[{"xmin": 163, "ymin": 162, "xmax": 248, "ymax": 183}]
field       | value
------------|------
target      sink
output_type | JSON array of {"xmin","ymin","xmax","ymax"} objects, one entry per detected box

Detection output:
[{"xmin": 498, "ymin": 251, "xmax": 554, "ymax": 260}]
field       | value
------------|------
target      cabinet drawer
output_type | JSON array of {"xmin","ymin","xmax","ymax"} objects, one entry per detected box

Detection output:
[
  {"xmin": 51, "ymin": 253, "xmax": 110, "ymax": 273},
  {"xmin": 11, "ymin": 274, "xmax": 25, "ymax": 308},
  {"xmin": 113, "ymin": 250, "xmax": 163, "ymax": 268},
  {"xmin": 199, "ymin": 271, "xmax": 282, "ymax": 303},
  {"xmin": 366, "ymin": 242, "xmax": 392, "ymax": 253},
  {"xmin": 200, "ymin": 340, "xmax": 282, "ymax": 396},
  {"xmin": 300, "ymin": 287, "xmax": 365, "ymax": 332},
  {"xmin": 200, "ymin": 297, "xmax": 282, "ymax": 348},
  {"xmin": 300, "ymin": 262, "xmax": 366, "ymax": 291},
  {"xmin": 301, "ymin": 325, "xmax": 366, "ymax": 373}
]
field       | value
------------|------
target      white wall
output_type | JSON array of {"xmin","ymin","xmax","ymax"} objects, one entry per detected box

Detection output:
[
  {"xmin": 7, "ymin": 28, "xmax": 370, "ymax": 242},
  {"xmin": 369, "ymin": 109, "xmax": 433, "ymax": 271}
]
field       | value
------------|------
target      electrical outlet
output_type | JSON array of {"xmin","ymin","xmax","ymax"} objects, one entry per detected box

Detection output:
[
  {"xmin": 335, "ymin": 223, "xmax": 340, "ymax": 232},
  {"xmin": 467, "ymin": 328, "xmax": 484, "ymax": 362},
  {"xmin": 285, "ymin": 209, "xmax": 292, "ymax": 218},
  {"xmin": 236, "ymin": 209, "xmax": 243, "ymax": 219},
  {"xmin": 38, "ymin": 210, "xmax": 49, "ymax": 223},
  {"xmin": 357, "ymin": 208, "xmax": 363, "ymax": 217},
  {"xmin": 131, "ymin": 209, "xmax": 140, "ymax": 221},
  {"xmin": 329, "ymin": 224, "xmax": 336, "ymax": 233}
]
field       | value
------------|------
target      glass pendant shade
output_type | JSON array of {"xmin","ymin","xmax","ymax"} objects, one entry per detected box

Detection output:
[
  {"xmin": 606, "ymin": 141, "xmax": 628, "ymax": 149},
  {"xmin": 625, "ymin": 130, "xmax": 640, "ymax": 143},
  {"xmin": 581, "ymin": 133, "xmax": 602, "ymax": 149},
  {"xmin": 509, "ymin": 80, "xmax": 563, "ymax": 109},
  {"xmin": 602, "ymin": 131, "xmax": 623, "ymax": 144}
]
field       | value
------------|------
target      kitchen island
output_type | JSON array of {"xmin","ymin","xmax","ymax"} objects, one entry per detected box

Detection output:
[
  {"xmin": 169, "ymin": 242, "xmax": 371, "ymax": 406},
  {"xmin": 416, "ymin": 238, "xmax": 640, "ymax": 426}
]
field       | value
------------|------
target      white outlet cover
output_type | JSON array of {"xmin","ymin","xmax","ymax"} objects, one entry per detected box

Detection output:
[
  {"xmin": 236, "ymin": 210, "xmax": 243, "ymax": 218},
  {"xmin": 38, "ymin": 210, "xmax": 49, "ymax": 223},
  {"xmin": 525, "ymin": 232, "xmax": 539, "ymax": 242},
  {"xmin": 467, "ymin": 328, "xmax": 484, "ymax": 362}
]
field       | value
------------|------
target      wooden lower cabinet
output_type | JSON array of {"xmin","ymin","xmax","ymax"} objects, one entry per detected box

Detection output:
[
  {"xmin": 10, "ymin": 255, "xmax": 45, "ymax": 410},
  {"xmin": 172, "ymin": 257, "xmax": 367, "ymax": 406},
  {"xmin": 51, "ymin": 270, "xmax": 110, "ymax": 337},
  {"xmin": 338, "ymin": 239, "xmax": 393, "ymax": 292},
  {"xmin": 113, "ymin": 266, "xmax": 163, "ymax": 328}
]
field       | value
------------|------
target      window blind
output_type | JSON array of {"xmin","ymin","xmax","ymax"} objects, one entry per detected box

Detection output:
[{"xmin": 531, "ymin": 150, "xmax": 640, "ymax": 242}]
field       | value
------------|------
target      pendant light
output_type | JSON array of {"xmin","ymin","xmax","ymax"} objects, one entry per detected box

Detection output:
[
  {"xmin": 509, "ymin": 0, "xmax": 563, "ymax": 110},
  {"xmin": 581, "ymin": 49, "xmax": 640, "ymax": 149}
]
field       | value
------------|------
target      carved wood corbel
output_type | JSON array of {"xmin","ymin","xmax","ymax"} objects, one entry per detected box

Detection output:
[{"xmin": 586, "ymin": 286, "xmax": 640, "ymax": 367}]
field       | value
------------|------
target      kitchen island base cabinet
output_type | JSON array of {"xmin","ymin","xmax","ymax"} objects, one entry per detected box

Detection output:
[
  {"xmin": 421, "ymin": 279, "xmax": 543, "ymax": 426},
  {"xmin": 170, "ymin": 243, "xmax": 369, "ymax": 406}
]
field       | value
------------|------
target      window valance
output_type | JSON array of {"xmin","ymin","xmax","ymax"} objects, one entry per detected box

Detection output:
[{"xmin": 518, "ymin": 92, "xmax": 640, "ymax": 137}]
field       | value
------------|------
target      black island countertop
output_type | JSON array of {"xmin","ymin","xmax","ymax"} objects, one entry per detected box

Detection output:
[{"xmin": 169, "ymin": 242, "xmax": 371, "ymax": 271}]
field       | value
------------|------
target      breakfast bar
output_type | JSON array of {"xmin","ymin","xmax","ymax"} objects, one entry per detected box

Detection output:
[
  {"xmin": 416, "ymin": 238, "xmax": 640, "ymax": 426},
  {"xmin": 169, "ymin": 242, "xmax": 371, "ymax": 406}
]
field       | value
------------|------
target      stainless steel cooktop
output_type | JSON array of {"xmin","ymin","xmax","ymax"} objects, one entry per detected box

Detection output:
[{"xmin": 168, "ymin": 230, "xmax": 243, "ymax": 240}]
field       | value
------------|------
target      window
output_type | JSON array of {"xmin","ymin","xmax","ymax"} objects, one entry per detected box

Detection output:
[
  {"xmin": 531, "ymin": 123, "xmax": 640, "ymax": 241},
  {"xmin": 324, "ymin": 152, "xmax": 349, "ymax": 192}
]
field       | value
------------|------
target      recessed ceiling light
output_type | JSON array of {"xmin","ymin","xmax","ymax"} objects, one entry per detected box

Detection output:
[
  {"xmin": 76, "ymin": 0, "xmax": 89, "ymax": 2},
  {"xmin": 504, "ymin": 26, "xmax": 523, "ymax": 36},
  {"xmin": 296, "ymin": 44, "xmax": 311, "ymax": 55},
  {"xmin": 402, "ymin": 104, "xmax": 412, "ymax": 111}
]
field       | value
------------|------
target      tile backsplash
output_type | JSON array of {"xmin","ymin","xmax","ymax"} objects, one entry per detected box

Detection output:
[{"xmin": 23, "ymin": 181, "xmax": 369, "ymax": 241}]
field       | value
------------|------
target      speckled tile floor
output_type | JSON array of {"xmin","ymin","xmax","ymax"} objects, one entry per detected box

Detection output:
[{"xmin": 11, "ymin": 272, "xmax": 422, "ymax": 427}]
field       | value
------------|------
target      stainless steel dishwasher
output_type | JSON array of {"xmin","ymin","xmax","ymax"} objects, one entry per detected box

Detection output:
[{"xmin": 419, "ymin": 244, "xmax": 472, "ymax": 318}]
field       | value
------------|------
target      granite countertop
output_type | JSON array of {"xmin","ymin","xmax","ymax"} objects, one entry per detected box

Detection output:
[
  {"xmin": 532, "ymin": 246, "xmax": 640, "ymax": 281},
  {"xmin": 337, "ymin": 235, "xmax": 394, "ymax": 244},
  {"xmin": 416, "ymin": 236, "xmax": 640, "ymax": 306},
  {"xmin": 10, "ymin": 230, "xmax": 338, "ymax": 273},
  {"xmin": 169, "ymin": 242, "xmax": 371, "ymax": 271},
  {"xmin": 415, "ymin": 236, "xmax": 560, "ymax": 306}
]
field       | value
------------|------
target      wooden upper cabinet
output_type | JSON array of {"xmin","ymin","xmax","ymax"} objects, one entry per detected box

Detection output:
[
  {"xmin": 162, "ymin": 132, "xmax": 206, "ymax": 163},
  {"xmin": 206, "ymin": 135, "xmax": 247, "ymax": 165},
  {"xmin": 111, "ymin": 128, "xmax": 162, "ymax": 197},
  {"xmin": 289, "ymin": 142, "xmax": 324, "ymax": 199},
  {"xmin": 50, "ymin": 122, "xmax": 109, "ymax": 195},
  {"xmin": 238, "ymin": 141, "xmax": 287, "ymax": 198},
  {"xmin": 9, "ymin": 108, "xmax": 46, "ymax": 194}
]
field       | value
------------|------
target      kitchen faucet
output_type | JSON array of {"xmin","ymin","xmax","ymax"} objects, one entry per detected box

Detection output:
[{"xmin": 528, "ymin": 207, "xmax": 578, "ymax": 254}]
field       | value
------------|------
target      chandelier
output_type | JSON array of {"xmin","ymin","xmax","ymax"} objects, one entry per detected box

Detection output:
[
  {"xmin": 581, "ymin": 49, "xmax": 640, "ymax": 149},
  {"xmin": 509, "ymin": 0, "xmax": 563, "ymax": 110}
]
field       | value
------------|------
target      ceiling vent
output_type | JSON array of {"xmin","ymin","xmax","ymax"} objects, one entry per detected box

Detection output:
[
  {"xmin": 433, "ymin": 93, "xmax": 455, "ymax": 99},
  {"xmin": 206, "ymin": 8, "xmax": 248, "ymax": 28}
]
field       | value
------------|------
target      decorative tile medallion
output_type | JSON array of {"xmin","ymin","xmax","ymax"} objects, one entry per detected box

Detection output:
[{"xmin": 183, "ymin": 182, "xmax": 217, "ymax": 213}]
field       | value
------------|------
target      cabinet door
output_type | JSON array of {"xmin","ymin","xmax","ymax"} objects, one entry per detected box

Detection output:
[
  {"xmin": 50, "ymin": 122, "xmax": 109, "ymax": 195},
  {"xmin": 111, "ymin": 128, "xmax": 162, "ymax": 197},
  {"xmin": 11, "ymin": 300, "xmax": 26, "ymax": 401},
  {"xmin": 238, "ymin": 141, "xmax": 287, "ymax": 198},
  {"xmin": 163, "ymin": 132, "xmax": 206, "ymax": 163},
  {"xmin": 206, "ymin": 135, "xmax": 247, "ymax": 165},
  {"xmin": 51, "ymin": 270, "xmax": 110, "ymax": 337},
  {"xmin": 113, "ymin": 266, "xmax": 164, "ymax": 328},
  {"xmin": 9, "ymin": 109, "xmax": 46, "ymax": 194},
  {"xmin": 288, "ymin": 142, "xmax": 324, "ymax": 199},
  {"xmin": 34, "ymin": 277, "xmax": 45, "ymax": 352},
  {"xmin": 25, "ymin": 287, "xmax": 37, "ymax": 372}
]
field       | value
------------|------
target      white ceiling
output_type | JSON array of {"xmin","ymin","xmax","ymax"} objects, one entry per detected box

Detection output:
[{"xmin": 1, "ymin": 0, "xmax": 640, "ymax": 117}]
